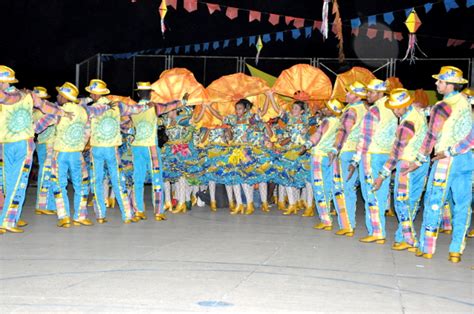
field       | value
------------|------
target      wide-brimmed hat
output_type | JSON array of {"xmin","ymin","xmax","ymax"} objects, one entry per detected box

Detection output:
[
  {"xmin": 432, "ymin": 66, "xmax": 468, "ymax": 84},
  {"xmin": 135, "ymin": 81, "xmax": 152, "ymax": 91},
  {"xmin": 385, "ymin": 88, "xmax": 413, "ymax": 110},
  {"xmin": 33, "ymin": 86, "xmax": 50, "ymax": 99},
  {"xmin": 367, "ymin": 79, "xmax": 388, "ymax": 93},
  {"xmin": 0, "ymin": 65, "xmax": 18, "ymax": 84},
  {"xmin": 325, "ymin": 98, "xmax": 345, "ymax": 116},
  {"xmin": 85, "ymin": 79, "xmax": 110, "ymax": 95},
  {"xmin": 56, "ymin": 82, "xmax": 79, "ymax": 103},
  {"xmin": 345, "ymin": 81, "xmax": 367, "ymax": 98}
]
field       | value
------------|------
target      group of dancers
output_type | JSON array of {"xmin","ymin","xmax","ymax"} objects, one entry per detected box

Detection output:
[{"xmin": 0, "ymin": 63, "xmax": 473, "ymax": 264}]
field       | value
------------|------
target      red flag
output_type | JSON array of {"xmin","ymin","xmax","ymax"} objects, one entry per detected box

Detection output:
[
  {"xmin": 447, "ymin": 38, "xmax": 456, "ymax": 47},
  {"xmin": 183, "ymin": 0, "xmax": 197, "ymax": 12},
  {"xmin": 454, "ymin": 39, "xmax": 466, "ymax": 46},
  {"xmin": 471, "ymin": 43, "xmax": 474, "ymax": 49},
  {"xmin": 366, "ymin": 28, "xmax": 378, "ymax": 39},
  {"xmin": 167, "ymin": 0, "xmax": 177, "ymax": 9},
  {"xmin": 249, "ymin": 10, "xmax": 261, "ymax": 22},
  {"xmin": 393, "ymin": 32, "xmax": 403, "ymax": 41},
  {"xmin": 293, "ymin": 18, "xmax": 305, "ymax": 28},
  {"xmin": 383, "ymin": 30, "xmax": 393, "ymax": 41},
  {"xmin": 313, "ymin": 20, "xmax": 322, "ymax": 31},
  {"xmin": 285, "ymin": 16, "xmax": 295, "ymax": 25},
  {"xmin": 207, "ymin": 3, "xmax": 221, "ymax": 14},
  {"xmin": 268, "ymin": 13, "xmax": 280, "ymax": 25},
  {"xmin": 226, "ymin": 7, "xmax": 238, "ymax": 19},
  {"xmin": 351, "ymin": 28, "xmax": 359, "ymax": 36}
]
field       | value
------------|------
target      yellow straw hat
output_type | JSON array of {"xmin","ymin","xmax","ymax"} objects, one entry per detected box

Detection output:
[
  {"xmin": 325, "ymin": 98, "xmax": 345, "ymax": 116},
  {"xmin": 134, "ymin": 81, "xmax": 152, "ymax": 91},
  {"xmin": 56, "ymin": 82, "xmax": 79, "ymax": 103},
  {"xmin": 366, "ymin": 79, "xmax": 388, "ymax": 93},
  {"xmin": 85, "ymin": 79, "xmax": 110, "ymax": 95},
  {"xmin": 432, "ymin": 66, "xmax": 468, "ymax": 84},
  {"xmin": 33, "ymin": 86, "xmax": 50, "ymax": 99},
  {"xmin": 385, "ymin": 88, "xmax": 413, "ymax": 110},
  {"xmin": 0, "ymin": 65, "xmax": 18, "ymax": 83},
  {"xmin": 461, "ymin": 87, "xmax": 474, "ymax": 97},
  {"xmin": 346, "ymin": 81, "xmax": 367, "ymax": 99}
]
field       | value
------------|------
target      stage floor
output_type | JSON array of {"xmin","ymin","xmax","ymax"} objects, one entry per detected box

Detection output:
[{"xmin": 0, "ymin": 189, "xmax": 473, "ymax": 313}]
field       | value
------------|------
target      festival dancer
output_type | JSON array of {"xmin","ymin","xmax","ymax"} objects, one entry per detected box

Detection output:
[
  {"xmin": 372, "ymin": 88, "xmax": 429, "ymax": 251},
  {"xmin": 328, "ymin": 81, "xmax": 368, "ymax": 237},
  {"xmin": 304, "ymin": 98, "xmax": 344, "ymax": 230},
  {"xmin": 405, "ymin": 66, "xmax": 472, "ymax": 263},
  {"xmin": 130, "ymin": 82, "xmax": 185, "ymax": 221},
  {"xmin": 32, "ymin": 86, "xmax": 57, "ymax": 216},
  {"xmin": 86, "ymin": 79, "xmax": 149, "ymax": 224},
  {"xmin": 347, "ymin": 79, "xmax": 398, "ymax": 244},
  {"xmin": 0, "ymin": 65, "xmax": 70, "ymax": 233}
]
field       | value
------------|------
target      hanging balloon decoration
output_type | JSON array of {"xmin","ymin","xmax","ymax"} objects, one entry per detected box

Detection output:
[
  {"xmin": 403, "ymin": 10, "xmax": 426, "ymax": 64},
  {"xmin": 159, "ymin": 0, "xmax": 168, "ymax": 38},
  {"xmin": 255, "ymin": 36, "xmax": 263, "ymax": 65},
  {"xmin": 321, "ymin": 0, "xmax": 330, "ymax": 40}
]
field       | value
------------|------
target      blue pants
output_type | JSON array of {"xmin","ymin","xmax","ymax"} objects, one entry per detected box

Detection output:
[
  {"xmin": 311, "ymin": 155, "xmax": 334, "ymax": 225},
  {"xmin": 333, "ymin": 151, "xmax": 358, "ymax": 230},
  {"xmin": 393, "ymin": 161, "xmax": 429, "ymax": 245},
  {"xmin": 132, "ymin": 145, "xmax": 164, "ymax": 214},
  {"xmin": 419, "ymin": 152, "xmax": 473, "ymax": 254},
  {"xmin": 359, "ymin": 153, "xmax": 391, "ymax": 238},
  {"xmin": 36, "ymin": 143, "xmax": 56, "ymax": 211},
  {"xmin": 0, "ymin": 139, "xmax": 35, "ymax": 228},
  {"xmin": 91, "ymin": 147, "xmax": 132, "ymax": 221},
  {"xmin": 52, "ymin": 152, "xmax": 89, "ymax": 220}
]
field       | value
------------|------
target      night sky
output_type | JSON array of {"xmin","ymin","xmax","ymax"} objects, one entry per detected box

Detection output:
[{"xmin": 2, "ymin": 0, "xmax": 473, "ymax": 96}]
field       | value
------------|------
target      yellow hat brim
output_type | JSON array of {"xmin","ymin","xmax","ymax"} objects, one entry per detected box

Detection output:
[
  {"xmin": 324, "ymin": 102, "xmax": 343, "ymax": 116},
  {"xmin": 385, "ymin": 97, "xmax": 413, "ymax": 110},
  {"xmin": 366, "ymin": 87, "xmax": 388, "ymax": 93},
  {"xmin": 85, "ymin": 87, "xmax": 110, "ymax": 95},
  {"xmin": 56, "ymin": 87, "xmax": 79, "ymax": 103},
  {"xmin": 0, "ymin": 78, "xmax": 18, "ymax": 84},
  {"xmin": 462, "ymin": 88, "xmax": 474, "ymax": 97},
  {"xmin": 134, "ymin": 88, "xmax": 152, "ymax": 91},
  {"xmin": 432, "ymin": 74, "xmax": 468, "ymax": 84},
  {"xmin": 345, "ymin": 84, "xmax": 367, "ymax": 99}
]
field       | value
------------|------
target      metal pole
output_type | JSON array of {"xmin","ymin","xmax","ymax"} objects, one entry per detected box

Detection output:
[
  {"xmin": 96, "ymin": 53, "xmax": 101, "ymax": 78},
  {"xmin": 75, "ymin": 64, "xmax": 80, "ymax": 88}
]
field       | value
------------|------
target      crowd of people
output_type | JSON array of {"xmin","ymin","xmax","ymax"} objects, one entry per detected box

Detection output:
[{"xmin": 0, "ymin": 64, "xmax": 473, "ymax": 264}]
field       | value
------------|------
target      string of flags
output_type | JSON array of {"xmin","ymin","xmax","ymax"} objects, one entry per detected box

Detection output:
[{"xmin": 116, "ymin": 0, "xmax": 474, "ymax": 62}]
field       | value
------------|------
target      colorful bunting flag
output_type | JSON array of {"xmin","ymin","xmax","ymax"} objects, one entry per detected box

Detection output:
[
  {"xmin": 249, "ymin": 10, "xmax": 261, "ymax": 22},
  {"xmin": 368, "ymin": 15, "xmax": 376, "ymax": 26},
  {"xmin": 183, "ymin": 0, "xmax": 197, "ymax": 12},
  {"xmin": 207, "ymin": 3, "xmax": 220, "ymax": 14},
  {"xmin": 444, "ymin": 0, "xmax": 459, "ymax": 11},
  {"xmin": 383, "ymin": 12, "xmax": 394, "ymax": 25},
  {"xmin": 268, "ymin": 14, "xmax": 280, "ymax": 25},
  {"xmin": 226, "ymin": 7, "xmax": 238, "ymax": 19}
]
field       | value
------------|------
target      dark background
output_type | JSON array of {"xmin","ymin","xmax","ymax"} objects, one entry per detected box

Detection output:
[{"xmin": 2, "ymin": 0, "xmax": 473, "ymax": 96}]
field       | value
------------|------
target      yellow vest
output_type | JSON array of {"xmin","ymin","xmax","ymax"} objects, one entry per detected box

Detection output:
[
  {"xmin": 90, "ymin": 98, "xmax": 122, "ymax": 147},
  {"xmin": 312, "ymin": 116, "xmax": 340, "ymax": 156},
  {"xmin": 436, "ymin": 93, "xmax": 472, "ymax": 153},
  {"xmin": 33, "ymin": 110, "xmax": 56, "ymax": 144},
  {"xmin": 341, "ymin": 102, "xmax": 367, "ymax": 153},
  {"xmin": 368, "ymin": 96, "xmax": 398, "ymax": 154},
  {"xmin": 54, "ymin": 102, "xmax": 88, "ymax": 152},
  {"xmin": 0, "ymin": 93, "xmax": 34, "ymax": 143},
  {"xmin": 131, "ymin": 106, "xmax": 157, "ymax": 147},
  {"xmin": 400, "ymin": 107, "xmax": 428, "ymax": 162}
]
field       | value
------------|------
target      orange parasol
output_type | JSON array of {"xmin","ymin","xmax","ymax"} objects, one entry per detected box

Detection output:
[
  {"xmin": 386, "ymin": 77, "xmax": 403, "ymax": 91},
  {"xmin": 206, "ymin": 73, "xmax": 273, "ymax": 121},
  {"xmin": 331, "ymin": 66, "xmax": 375, "ymax": 102},
  {"xmin": 272, "ymin": 64, "xmax": 332, "ymax": 113},
  {"xmin": 413, "ymin": 89, "xmax": 430, "ymax": 108}
]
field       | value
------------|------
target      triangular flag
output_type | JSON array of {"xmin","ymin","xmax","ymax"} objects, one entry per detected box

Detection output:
[
  {"xmin": 246, "ymin": 63, "xmax": 277, "ymax": 87},
  {"xmin": 249, "ymin": 36, "xmax": 256, "ymax": 46},
  {"xmin": 305, "ymin": 26, "xmax": 312, "ymax": 38},
  {"xmin": 291, "ymin": 29, "xmax": 301, "ymax": 39},
  {"xmin": 226, "ymin": 7, "xmax": 238, "ymax": 19},
  {"xmin": 194, "ymin": 44, "xmax": 200, "ymax": 52},
  {"xmin": 268, "ymin": 13, "xmax": 280, "ymax": 25},
  {"xmin": 184, "ymin": 45, "xmax": 190, "ymax": 53},
  {"xmin": 276, "ymin": 32, "xmax": 284, "ymax": 41},
  {"xmin": 393, "ymin": 32, "xmax": 404, "ymax": 41},
  {"xmin": 263, "ymin": 34, "xmax": 272, "ymax": 43},
  {"xmin": 468, "ymin": 0, "xmax": 474, "ymax": 8},
  {"xmin": 351, "ymin": 18, "xmax": 361, "ymax": 29},
  {"xmin": 294, "ymin": 18, "xmax": 305, "ymax": 28},
  {"xmin": 207, "ymin": 3, "xmax": 220, "ymax": 14},
  {"xmin": 285, "ymin": 16, "xmax": 295, "ymax": 25},
  {"xmin": 165, "ymin": 47, "xmax": 172, "ymax": 54},
  {"xmin": 424, "ymin": 3, "xmax": 433, "ymax": 13},
  {"xmin": 183, "ymin": 0, "xmax": 197, "ymax": 12},
  {"xmin": 367, "ymin": 28, "xmax": 378, "ymax": 39},
  {"xmin": 368, "ymin": 15, "xmax": 376, "ymax": 26},
  {"xmin": 405, "ymin": 8, "xmax": 414, "ymax": 17},
  {"xmin": 383, "ymin": 30, "xmax": 393, "ymax": 41},
  {"xmin": 203, "ymin": 42, "xmax": 210, "ymax": 51},
  {"xmin": 313, "ymin": 20, "xmax": 322, "ymax": 31},
  {"xmin": 167, "ymin": 0, "xmax": 177, "ymax": 9},
  {"xmin": 444, "ymin": 0, "xmax": 459, "ymax": 11},
  {"xmin": 236, "ymin": 37, "xmax": 243, "ymax": 46},
  {"xmin": 212, "ymin": 41, "xmax": 220, "ymax": 49},
  {"xmin": 454, "ymin": 39, "xmax": 466, "ymax": 46},
  {"xmin": 249, "ymin": 10, "xmax": 261, "ymax": 22},
  {"xmin": 383, "ymin": 12, "xmax": 394, "ymax": 25},
  {"xmin": 223, "ymin": 40, "xmax": 230, "ymax": 48},
  {"xmin": 174, "ymin": 46, "xmax": 180, "ymax": 54},
  {"xmin": 447, "ymin": 38, "xmax": 456, "ymax": 47}
]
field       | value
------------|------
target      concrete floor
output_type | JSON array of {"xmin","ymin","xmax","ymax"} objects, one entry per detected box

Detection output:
[{"xmin": 0, "ymin": 189, "xmax": 473, "ymax": 313}]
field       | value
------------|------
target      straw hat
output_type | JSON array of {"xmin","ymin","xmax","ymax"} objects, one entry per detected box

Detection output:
[
  {"xmin": 346, "ymin": 81, "xmax": 367, "ymax": 98},
  {"xmin": 366, "ymin": 79, "xmax": 388, "ymax": 93},
  {"xmin": 56, "ymin": 82, "xmax": 79, "ymax": 103},
  {"xmin": 432, "ymin": 66, "xmax": 468, "ymax": 84},
  {"xmin": 33, "ymin": 86, "xmax": 50, "ymax": 99},
  {"xmin": 325, "ymin": 98, "xmax": 345, "ymax": 116},
  {"xmin": 385, "ymin": 88, "xmax": 413, "ymax": 110},
  {"xmin": 85, "ymin": 79, "xmax": 110, "ymax": 95},
  {"xmin": 0, "ymin": 65, "xmax": 18, "ymax": 83},
  {"xmin": 135, "ymin": 81, "xmax": 152, "ymax": 91}
]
